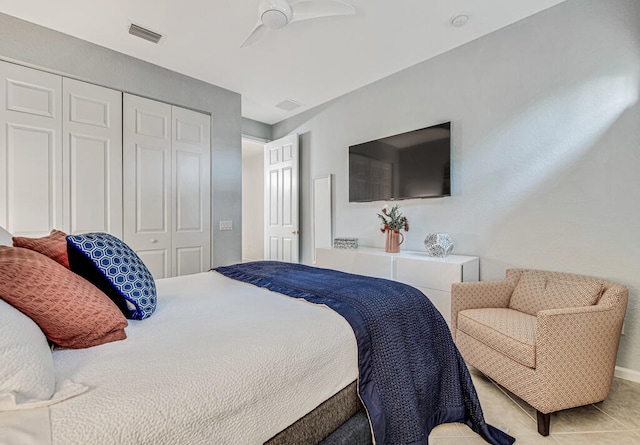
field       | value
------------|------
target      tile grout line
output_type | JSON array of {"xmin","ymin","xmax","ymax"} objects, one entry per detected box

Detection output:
[
  {"xmin": 591, "ymin": 402, "xmax": 634, "ymax": 431},
  {"xmin": 480, "ymin": 376, "xmax": 635, "ymax": 440},
  {"xmin": 465, "ymin": 370, "xmax": 640, "ymax": 443},
  {"xmin": 485, "ymin": 375, "xmax": 537, "ymax": 424}
]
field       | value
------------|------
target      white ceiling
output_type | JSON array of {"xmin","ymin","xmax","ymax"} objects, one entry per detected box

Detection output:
[{"xmin": 0, "ymin": 0, "xmax": 566, "ymax": 125}]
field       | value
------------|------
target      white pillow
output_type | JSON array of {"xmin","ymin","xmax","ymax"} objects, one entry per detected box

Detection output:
[
  {"xmin": 0, "ymin": 226, "xmax": 12, "ymax": 247},
  {"xmin": 0, "ymin": 299, "xmax": 55, "ymax": 407}
]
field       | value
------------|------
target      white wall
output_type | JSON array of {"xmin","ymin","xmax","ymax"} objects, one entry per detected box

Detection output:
[
  {"xmin": 274, "ymin": 0, "xmax": 640, "ymax": 372},
  {"xmin": 242, "ymin": 147, "xmax": 265, "ymax": 262}
]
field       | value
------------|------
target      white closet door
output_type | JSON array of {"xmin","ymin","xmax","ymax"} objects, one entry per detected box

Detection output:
[
  {"xmin": 62, "ymin": 78, "xmax": 122, "ymax": 236},
  {"xmin": 0, "ymin": 61, "xmax": 63, "ymax": 236},
  {"xmin": 171, "ymin": 106, "xmax": 211, "ymax": 276},
  {"xmin": 123, "ymin": 94, "xmax": 172, "ymax": 279}
]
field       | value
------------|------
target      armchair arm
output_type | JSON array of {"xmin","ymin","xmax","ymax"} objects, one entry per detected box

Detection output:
[
  {"xmin": 535, "ymin": 295, "xmax": 627, "ymax": 412},
  {"xmin": 450, "ymin": 277, "xmax": 518, "ymax": 334}
]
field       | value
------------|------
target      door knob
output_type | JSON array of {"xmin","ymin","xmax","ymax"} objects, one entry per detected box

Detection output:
[
  {"xmin": 150, "ymin": 239, "xmax": 158, "ymax": 244},
  {"xmin": 291, "ymin": 230, "xmax": 299, "ymax": 235}
]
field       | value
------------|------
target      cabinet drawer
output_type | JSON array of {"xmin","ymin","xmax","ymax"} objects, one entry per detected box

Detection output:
[
  {"xmin": 414, "ymin": 286, "xmax": 451, "ymax": 323},
  {"xmin": 395, "ymin": 257, "xmax": 462, "ymax": 291}
]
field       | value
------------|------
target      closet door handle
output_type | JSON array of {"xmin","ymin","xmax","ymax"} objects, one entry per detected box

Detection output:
[{"xmin": 150, "ymin": 239, "xmax": 158, "ymax": 244}]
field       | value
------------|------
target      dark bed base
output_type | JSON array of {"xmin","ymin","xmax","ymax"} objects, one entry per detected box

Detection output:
[
  {"xmin": 320, "ymin": 410, "xmax": 372, "ymax": 445},
  {"xmin": 264, "ymin": 381, "xmax": 372, "ymax": 445}
]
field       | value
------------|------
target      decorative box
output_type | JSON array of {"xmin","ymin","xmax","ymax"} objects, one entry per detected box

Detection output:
[{"xmin": 333, "ymin": 238, "xmax": 358, "ymax": 249}]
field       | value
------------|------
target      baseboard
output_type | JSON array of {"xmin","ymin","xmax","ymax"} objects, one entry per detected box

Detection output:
[{"xmin": 614, "ymin": 366, "xmax": 640, "ymax": 384}]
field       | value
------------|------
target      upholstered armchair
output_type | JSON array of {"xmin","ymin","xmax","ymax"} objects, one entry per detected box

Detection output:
[{"xmin": 451, "ymin": 269, "xmax": 628, "ymax": 436}]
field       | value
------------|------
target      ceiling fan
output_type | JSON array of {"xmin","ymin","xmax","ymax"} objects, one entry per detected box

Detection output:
[{"xmin": 241, "ymin": 0, "xmax": 356, "ymax": 48}]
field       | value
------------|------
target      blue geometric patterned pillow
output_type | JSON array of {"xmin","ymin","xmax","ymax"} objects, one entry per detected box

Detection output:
[{"xmin": 66, "ymin": 233, "xmax": 156, "ymax": 320}]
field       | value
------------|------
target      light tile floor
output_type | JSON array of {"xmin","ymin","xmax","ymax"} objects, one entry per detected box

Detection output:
[{"xmin": 430, "ymin": 366, "xmax": 640, "ymax": 444}]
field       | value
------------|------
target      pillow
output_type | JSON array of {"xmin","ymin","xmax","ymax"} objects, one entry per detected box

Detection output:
[
  {"xmin": 509, "ymin": 271, "xmax": 547, "ymax": 315},
  {"xmin": 0, "ymin": 298, "xmax": 55, "ymax": 405},
  {"xmin": 541, "ymin": 278, "xmax": 603, "ymax": 311},
  {"xmin": 12, "ymin": 229, "xmax": 70, "ymax": 268},
  {"xmin": 0, "ymin": 226, "xmax": 12, "ymax": 246},
  {"xmin": 66, "ymin": 232, "xmax": 157, "ymax": 320},
  {"xmin": 0, "ymin": 246, "xmax": 128, "ymax": 348},
  {"xmin": 510, "ymin": 270, "xmax": 603, "ymax": 315}
]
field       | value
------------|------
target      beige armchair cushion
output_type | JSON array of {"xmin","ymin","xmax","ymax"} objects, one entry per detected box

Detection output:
[
  {"xmin": 458, "ymin": 308, "xmax": 537, "ymax": 368},
  {"xmin": 509, "ymin": 270, "xmax": 603, "ymax": 316}
]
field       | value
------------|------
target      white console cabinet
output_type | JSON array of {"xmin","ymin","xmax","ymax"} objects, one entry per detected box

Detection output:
[{"xmin": 315, "ymin": 247, "xmax": 479, "ymax": 322}]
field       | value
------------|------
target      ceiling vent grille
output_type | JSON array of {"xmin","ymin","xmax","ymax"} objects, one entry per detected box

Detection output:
[
  {"xmin": 128, "ymin": 23, "xmax": 163, "ymax": 44},
  {"xmin": 275, "ymin": 99, "xmax": 302, "ymax": 111}
]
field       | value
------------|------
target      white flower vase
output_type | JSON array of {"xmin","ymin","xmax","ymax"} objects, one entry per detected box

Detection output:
[{"xmin": 424, "ymin": 233, "xmax": 453, "ymax": 257}]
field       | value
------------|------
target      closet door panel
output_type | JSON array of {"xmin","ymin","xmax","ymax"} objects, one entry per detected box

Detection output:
[
  {"xmin": 63, "ymin": 78, "xmax": 122, "ymax": 236},
  {"xmin": 135, "ymin": 145, "xmax": 169, "ymax": 232},
  {"xmin": 136, "ymin": 249, "xmax": 168, "ymax": 279},
  {"xmin": 175, "ymin": 150, "xmax": 202, "ymax": 231},
  {"xmin": 175, "ymin": 246, "xmax": 203, "ymax": 277},
  {"xmin": 171, "ymin": 106, "xmax": 211, "ymax": 276},
  {"xmin": 0, "ymin": 61, "xmax": 62, "ymax": 236},
  {"xmin": 5, "ymin": 126, "xmax": 57, "ymax": 234},
  {"xmin": 123, "ymin": 94, "xmax": 172, "ymax": 279},
  {"xmin": 68, "ymin": 134, "xmax": 109, "ymax": 232},
  {"xmin": 6, "ymin": 79, "xmax": 56, "ymax": 117}
]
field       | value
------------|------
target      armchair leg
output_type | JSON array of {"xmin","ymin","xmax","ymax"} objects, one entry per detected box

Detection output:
[{"xmin": 536, "ymin": 410, "xmax": 551, "ymax": 436}]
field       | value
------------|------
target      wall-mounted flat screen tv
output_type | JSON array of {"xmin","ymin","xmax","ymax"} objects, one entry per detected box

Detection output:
[{"xmin": 349, "ymin": 122, "xmax": 451, "ymax": 202}]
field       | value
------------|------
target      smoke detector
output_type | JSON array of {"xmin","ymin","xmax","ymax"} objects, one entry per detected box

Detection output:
[{"xmin": 450, "ymin": 12, "xmax": 469, "ymax": 27}]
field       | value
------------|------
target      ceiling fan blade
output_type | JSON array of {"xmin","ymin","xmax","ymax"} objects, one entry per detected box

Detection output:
[
  {"xmin": 241, "ymin": 21, "xmax": 267, "ymax": 48},
  {"xmin": 289, "ymin": 0, "xmax": 355, "ymax": 23}
]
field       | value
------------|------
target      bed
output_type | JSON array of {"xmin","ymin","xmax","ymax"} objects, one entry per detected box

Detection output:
[{"xmin": 0, "ymin": 228, "xmax": 513, "ymax": 445}]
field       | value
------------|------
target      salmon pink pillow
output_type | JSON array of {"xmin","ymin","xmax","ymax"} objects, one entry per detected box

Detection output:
[
  {"xmin": 13, "ymin": 229, "xmax": 70, "ymax": 268},
  {"xmin": 0, "ymin": 246, "xmax": 128, "ymax": 348}
]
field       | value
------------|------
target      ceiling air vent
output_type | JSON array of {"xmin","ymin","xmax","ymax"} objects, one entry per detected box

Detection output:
[
  {"xmin": 275, "ymin": 99, "xmax": 302, "ymax": 111},
  {"xmin": 128, "ymin": 23, "xmax": 163, "ymax": 44}
]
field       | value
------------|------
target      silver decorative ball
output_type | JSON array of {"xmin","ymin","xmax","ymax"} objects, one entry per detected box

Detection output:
[{"xmin": 424, "ymin": 233, "xmax": 453, "ymax": 257}]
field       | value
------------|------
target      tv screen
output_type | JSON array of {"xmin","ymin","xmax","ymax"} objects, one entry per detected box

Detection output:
[{"xmin": 349, "ymin": 122, "xmax": 451, "ymax": 202}]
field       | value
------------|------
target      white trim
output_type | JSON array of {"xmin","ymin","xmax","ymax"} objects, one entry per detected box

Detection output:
[
  {"xmin": 614, "ymin": 366, "xmax": 640, "ymax": 384},
  {"xmin": 242, "ymin": 134, "xmax": 271, "ymax": 144}
]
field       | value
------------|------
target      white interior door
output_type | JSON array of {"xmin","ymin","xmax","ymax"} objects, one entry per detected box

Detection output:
[
  {"xmin": 62, "ymin": 78, "xmax": 122, "ymax": 236},
  {"xmin": 123, "ymin": 94, "xmax": 172, "ymax": 279},
  {"xmin": 171, "ymin": 106, "xmax": 211, "ymax": 276},
  {"xmin": 0, "ymin": 61, "xmax": 63, "ymax": 237},
  {"xmin": 264, "ymin": 133, "xmax": 299, "ymax": 262}
]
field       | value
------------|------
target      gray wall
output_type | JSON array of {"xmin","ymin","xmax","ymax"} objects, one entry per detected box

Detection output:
[
  {"xmin": 274, "ymin": 0, "xmax": 640, "ymax": 373},
  {"xmin": 0, "ymin": 12, "xmax": 243, "ymax": 267},
  {"xmin": 242, "ymin": 117, "xmax": 272, "ymax": 142}
]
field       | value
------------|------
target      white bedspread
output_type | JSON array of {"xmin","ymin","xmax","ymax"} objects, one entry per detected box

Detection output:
[{"xmin": 45, "ymin": 271, "xmax": 358, "ymax": 444}]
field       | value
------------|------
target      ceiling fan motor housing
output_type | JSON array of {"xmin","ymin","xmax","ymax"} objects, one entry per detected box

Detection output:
[{"xmin": 259, "ymin": 0, "xmax": 293, "ymax": 29}]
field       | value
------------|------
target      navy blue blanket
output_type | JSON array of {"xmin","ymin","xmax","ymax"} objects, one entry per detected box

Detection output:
[{"xmin": 214, "ymin": 261, "xmax": 514, "ymax": 445}]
